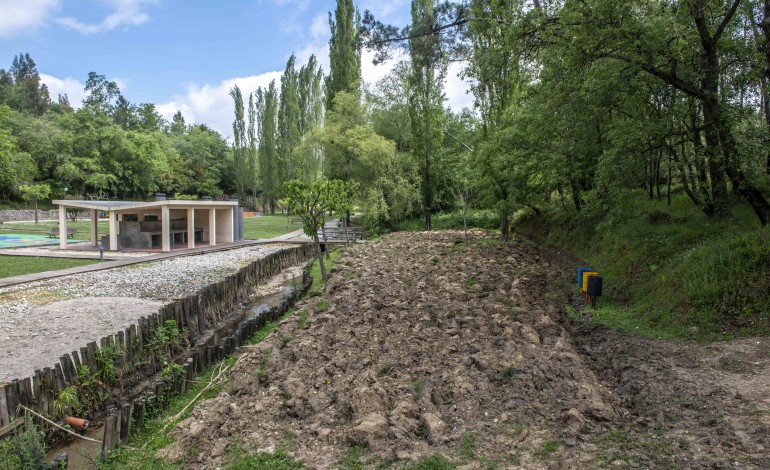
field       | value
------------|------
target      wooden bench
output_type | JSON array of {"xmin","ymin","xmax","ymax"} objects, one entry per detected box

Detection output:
[
  {"xmin": 48, "ymin": 226, "xmax": 77, "ymax": 239},
  {"xmin": 290, "ymin": 217, "xmax": 303, "ymax": 224}
]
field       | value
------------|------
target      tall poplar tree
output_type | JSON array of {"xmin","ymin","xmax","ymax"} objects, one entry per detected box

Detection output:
[
  {"xmin": 326, "ymin": 0, "xmax": 361, "ymax": 111},
  {"xmin": 247, "ymin": 92, "xmax": 259, "ymax": 203},
  {"xmin": 229, "ymin": 84, "xmax": 247, "ymax": 198},
  {"xmin": 409, "ymin": 0, "xmax": 446, "ymax": 231},
  {"xmin": 256, "ymin": 80, "xmax": 279, "ymax": 213},
  {"xmin": 278, "ymin": 55, "xmax": 301, "ymax": 186}
]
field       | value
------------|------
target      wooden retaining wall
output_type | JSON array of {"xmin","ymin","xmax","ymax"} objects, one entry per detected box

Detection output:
[{"xmin": 0, "ymin": 243, "xmax": 316, "ymax": 435}]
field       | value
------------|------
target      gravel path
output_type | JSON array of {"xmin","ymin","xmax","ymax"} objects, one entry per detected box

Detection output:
[{"xmin": 0, "ymin": 244, "xmax": 283, "ymax": 382}]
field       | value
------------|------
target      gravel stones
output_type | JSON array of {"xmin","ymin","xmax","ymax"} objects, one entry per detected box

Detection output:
[{"xmin": 0, "ymin": 244, "xmax": 282, "ymax": 383}]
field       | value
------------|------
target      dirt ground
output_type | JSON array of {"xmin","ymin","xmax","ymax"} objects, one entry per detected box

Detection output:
[{"xmin": 157, "ymin": 231, "xmax": 770, "ymax": 469}]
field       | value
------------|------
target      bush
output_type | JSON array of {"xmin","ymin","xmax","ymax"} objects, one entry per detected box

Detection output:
[{"xmin": 0, "ymin": 422, "xmax": 47, "ymax": 470}]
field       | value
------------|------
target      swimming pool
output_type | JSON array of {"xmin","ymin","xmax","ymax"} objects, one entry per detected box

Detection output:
[{"xmin": 0, "ymin": 233, "xmax": 62, "ymax": 248}]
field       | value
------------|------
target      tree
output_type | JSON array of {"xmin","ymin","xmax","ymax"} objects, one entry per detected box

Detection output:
[
  {"xmin": 256, "ymin": 80, "xmax": 279, "ymax": 213},
  {"xmin": 83, "ymin": 72, "xmax": 120, "ymax": 114},
  {"xmin": 326, "ymin": 0, "xmax": 361, "ymax": 111},
  {"xmin": 282, "ymin": 178, "xmax": 343, "ymax": 283},
  {"xmin": 3, "ymin": 53, "xmax": 50, "ymax": 116},
  {"xmin": 409, "ymin": 0, "xmax": 447, "ymax": 231},
  {"xmin": 278, "ymin": 55, "xmax": 302, "ymax": 184},
  {"xmin": 19, "ymin": 183, "xmax": 51, "ymax": 224},
  {"xmin": 230, "ymin": 84, "xmax": 248, "ymax": 197}
]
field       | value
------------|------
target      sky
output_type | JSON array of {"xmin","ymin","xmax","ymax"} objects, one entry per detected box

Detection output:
[{"xmin": 0, "ymin": 0, "xmax": 474, "ymax": 139}]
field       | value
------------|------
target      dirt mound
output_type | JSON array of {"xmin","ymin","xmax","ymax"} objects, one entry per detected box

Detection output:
[{"xmin": 156, "ymin": 231, "xmax": 770, "ymax": 468}]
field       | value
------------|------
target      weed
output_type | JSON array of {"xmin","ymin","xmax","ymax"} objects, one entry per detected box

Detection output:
[
  {"xmin": 338, "ymin": 445, "xmax": 366, "ymax": 470},
  {"xmin": 458, "ymin": 432, "xmax": 477, "ymax": 460},
  {"xmin": 224, "ymin": 449, "xmax": 304, "ymax": 469},
  {"xmin": 403, "ymin": 454, "xmax": 456, "ymax": 470},
  {"xmin": 412, "ymin": 378, "xmax": 425, "ymax": 402},
  {"xmin": 0, "ymin": 421, "xmax": 46, "ymax": 469},
  {"xmin": 297, "ymin": 309, "xmax": 308, "ymax": 329},
  {"xmin": 316, "ymin": 299, "xmax": 331, "ymax": 311},
  {"xmin": 533, "ymin": 439, "xmax": 563, "ymax": 460}
]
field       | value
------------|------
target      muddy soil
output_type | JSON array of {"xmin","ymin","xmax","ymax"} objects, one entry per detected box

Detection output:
[{"xmin": 157, "ymin": 231, "xmax": 770, "ymax": 469}]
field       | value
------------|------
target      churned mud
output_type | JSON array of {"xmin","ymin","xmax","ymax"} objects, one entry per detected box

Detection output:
[{"xmin": 156, "ymin": 231, "xmax": 770, "ymax": 469}]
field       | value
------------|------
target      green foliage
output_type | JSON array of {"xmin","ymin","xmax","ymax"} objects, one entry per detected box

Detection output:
[
  {"xmin": 95, "ymin": 345, "xmax": 124, "ymax": 385},
  {"xmin": 326, "ymin": 0, "xmax": 361, "ymax": 111},
  {"xmin": 54, "ymin": 385, "xmax": 82, "ymax": 419},
  {"xmin": 402, "ymin": 454, "xmax": 456, "ymax": 470},
  {"xmin": 224, "ymin": 450, "xmax": 303, "ymax": 469},
  {"xmin": 145, "ymin": 320, "xmax": 187, "ymax": 370},
  {"xmin": 519, "ymin": 191, "xmax": 770, "ymax": 337},
  {"xmin": 0, "ymin": 421, "xmax": 47, "ymax": 470},
  {"xmin": 396, "ymin": 210, "xmax": 499, "ymax": 232}
]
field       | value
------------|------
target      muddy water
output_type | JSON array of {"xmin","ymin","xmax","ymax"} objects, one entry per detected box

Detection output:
[{"xmin": 43, "ymin": 267, "xmax": 304, "ymax": 468}]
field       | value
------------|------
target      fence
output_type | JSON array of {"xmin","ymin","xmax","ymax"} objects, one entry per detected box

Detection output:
[{"xmin": 0, "ymin": 243, "xmax": 316, "ymax": 436}]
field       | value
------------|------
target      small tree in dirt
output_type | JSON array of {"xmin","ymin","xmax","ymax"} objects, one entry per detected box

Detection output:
[
  {"xmin": 282, "ymin": 178, "xmax": 341, "ymax": 283},
  {"xmin": 19, "ymin": 183, "xmax": 50, "ymax": 224}
]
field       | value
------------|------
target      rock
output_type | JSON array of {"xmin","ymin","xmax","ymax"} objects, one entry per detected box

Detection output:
[
  {"xmin": 349, "ymin": 413, "xmax": 388, "ymax": 447},
  {"xmin": 421, "ymin": 412, "xmax": 446, "ymax": 443},
  {"xmin": 350, "ymin": 386, "xmax": 387, "ymax": 418}
]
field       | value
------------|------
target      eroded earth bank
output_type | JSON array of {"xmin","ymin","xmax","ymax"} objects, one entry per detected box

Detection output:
[{"xmin": 157, "ymin": 231, "xmax": 770, "ymax": 469}]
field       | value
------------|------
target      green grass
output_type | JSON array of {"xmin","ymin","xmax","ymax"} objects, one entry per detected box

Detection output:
[
  {"xmin": 4, "ymin": 215, "xmax": 304, "ymax": 242},
  {"xmin": 308, "ymin": 249, "xmax": 343, "ymax": 296},
  {"xmin": 396, "ymin": 210, "xmax": 499, "ymax": 232},
  {"xmin": 244, "ymin": 215, "xmax": 304, "ymax": 239},
  {"xmin": 2, "ymin": 220, "xmax": 109, "ymax": 240},
  {"xmin": 0, "ymin": 255, "xmax": 98, "ymax": 278},
  {"xmin": 517, "ymin": 189, "xmax": 770, "ymax": 339}
]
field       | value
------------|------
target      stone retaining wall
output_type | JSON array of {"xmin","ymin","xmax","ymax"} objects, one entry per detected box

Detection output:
[{"xmin": 0, "ymin": 210, "xmax": 95, "ymax": 223}]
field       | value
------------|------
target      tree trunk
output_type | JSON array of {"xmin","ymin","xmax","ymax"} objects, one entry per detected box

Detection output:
[
  {"xmin": 463, "ymin": 189, "xmax": 468, "ymax": 245},
  {"xmin": 500, "ymin": 214, "xmax": 510, "ymax": 242},
  {"xmin": 312, "ymin": 228, "xmax": 327, "ymax": 283},
  {"xmin": 343, "ymin": 216, "xmax": 350, "ymax": 245},
  {"xmin": 34, "ymin": 199, "xmax": 38, "ymax": 224},
  {"xmin": 322, "ymin": 214, "xmax": 330, "ymax": 260}
]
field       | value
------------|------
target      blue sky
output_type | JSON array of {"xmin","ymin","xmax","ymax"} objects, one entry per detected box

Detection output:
[{"xmin": 0, "ymin": 0, "xmax": 472, "ymax": 138}]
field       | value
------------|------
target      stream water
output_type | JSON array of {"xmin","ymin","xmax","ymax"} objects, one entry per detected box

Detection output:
[{"xmin": 42, "ymin": 266, "xmax": 305, "ymax": 468}]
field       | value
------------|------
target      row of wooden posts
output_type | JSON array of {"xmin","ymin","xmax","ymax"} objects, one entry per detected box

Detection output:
[
  {"xmin": 101, "ymin": 267, "xmax": 311, "ymax": 457},
  {"xmin": 0, "ymin": 243, "xmax": 316, "ymax": 437}
]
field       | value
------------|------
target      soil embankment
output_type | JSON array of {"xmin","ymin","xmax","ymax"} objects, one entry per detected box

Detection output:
[{"xmin": 158, "ymin": 231, "xmax": 770, "ymax": 468}]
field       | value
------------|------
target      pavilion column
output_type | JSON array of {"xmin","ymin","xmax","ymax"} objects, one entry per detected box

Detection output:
[
  {"xmin": 187, "ymin": 208, "xmax": 195, "ymax": 249},
  {"xmin": 58, "ymin": 206, "xmax": 67, "ymax": 249},
  {"xmin": 161, "ymin": 205, "xmax": 170, "ymax": 252},
  {"xmin": 209, "ymin": 208, "xmax": 216, "ymax": 246},
  {"xmin": 90, "ymin": 209, "xmax": 98, "ymax": 246},
  {"xmin": 108, "ymin": 211, "xmax": 118, "ymax": 251}
]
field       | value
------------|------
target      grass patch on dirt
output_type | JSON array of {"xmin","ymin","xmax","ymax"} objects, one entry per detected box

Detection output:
[
  {"xmin": 223, "ymin": 449, "xmax": 303, "ymax": 469},
  {"xmin": 98, "ymin": 357, "xmax": 236, "ymax": 469},
  {"xmin": 0, "ymin": 255, "xmax": 98, "ymax": 278},
  {"xmin": 244, "ymin": 215, "xmax": 303, "ymax": 239},
  {"xmin": 308, "ymin": 249, "xmax": 343, "ymax": 296},
  {"xmin": 516, "ymin": 189, "xmax": 770, "ymax": 339}
]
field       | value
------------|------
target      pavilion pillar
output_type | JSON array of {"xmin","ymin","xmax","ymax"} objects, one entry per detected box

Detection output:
[
  {"xmin": 90, "ymin": 209, "xmax": 98, "ymax": 246},
  {"xmin": 187, "ymin": 208, "xmax": 195, "ymax": 249},
  {"xmin": 209, "ymin": 208, "xmax": 216, "ymax": 246},
  {"xmin": 161, "ymin": 205, "xmax": 170, "ymax": 252},
  {"xmin": 58, "ymin": 206, "xmax": 67, "ymax": 249},
  {"xmin": 108, "ymin": 211, "xmax": 118, "ymax": 251}
]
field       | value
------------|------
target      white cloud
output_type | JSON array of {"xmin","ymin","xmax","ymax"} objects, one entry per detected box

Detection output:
[
  {"xmin": 157, "ymin": 72, "xmax": 283, "ymax": 139},
  {"xmin": 40, "ymin": 73, "xmax": 87, "ymax": 105},
  {"xmin": 0, "ymin": 0, "xmax": 60, "ymax": 37},
  {"xmin": 444, "ymin": 61, "xmax": 475, "ymax": 112},
  {"xmin": 56, "ymin": 0, "xmax": 157, "ymax": 34},
  {"xmin": 359, "ymin": 0, "xmax": 409, "ymax": 21}
]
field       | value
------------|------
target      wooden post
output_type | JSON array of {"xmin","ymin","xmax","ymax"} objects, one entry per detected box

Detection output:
[
  {"xmin": 58, "ymin": 206, "xmax": 67, "ymax": 249},
  {"xmin": 120, "ymin": 403, "xmax": 131, "ymax": 443},
  {"xmin": 0, "ymin": 384, "xmax": 9, "ymax": 427},
  {"xmin": 102, "ymin": 410, "xmax": 117, "ymax": 457},
  {"xmin": 132, "ymin": 399, "xmax": 144, "ymax": 429}
]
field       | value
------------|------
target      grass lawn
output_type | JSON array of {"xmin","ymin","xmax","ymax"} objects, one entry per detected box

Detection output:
[
  {"xmin": 2, "ymin": 219, "xmax": 109, "ymax": 240},
  {"xmin": 0, "ymin": 255, "xmax": 99, "ymax": 278},
  {"xmin": 4, "ymin": 215, "xmax": 304, "ymax": 242},
  {"xmin": 244, "ymin": 215, "xmax": 304, "ymax": 239}
]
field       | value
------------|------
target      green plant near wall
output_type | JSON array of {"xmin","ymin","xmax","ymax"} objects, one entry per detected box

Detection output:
[
  {"xmin": 94, "ymin": 345, "xmax": 124, "ymax": 385},
  {"xmin": 75, "ymin": 365, "xmax": 108, "ymax": 411},
  {"xmin": 0, "ymin": 421, "xmax": 47, "ymax": 469},
  {"xmin": 53, "ymin": 385, "xmax": 82, "ymax": 420},
  {"xmin": 145, "ymin": 320, "xmax": 188, "ymax": 370}
]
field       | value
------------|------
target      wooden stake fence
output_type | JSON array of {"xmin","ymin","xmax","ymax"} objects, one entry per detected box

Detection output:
[{"xmin": 0, "ymin": 243, "xmax": 315, "ymax": 439}]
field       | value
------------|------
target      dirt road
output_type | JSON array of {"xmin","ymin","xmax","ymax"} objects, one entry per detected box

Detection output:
[{"xmin": 157, "ymin": 231, "xmax": 770, "ymax": 468}]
